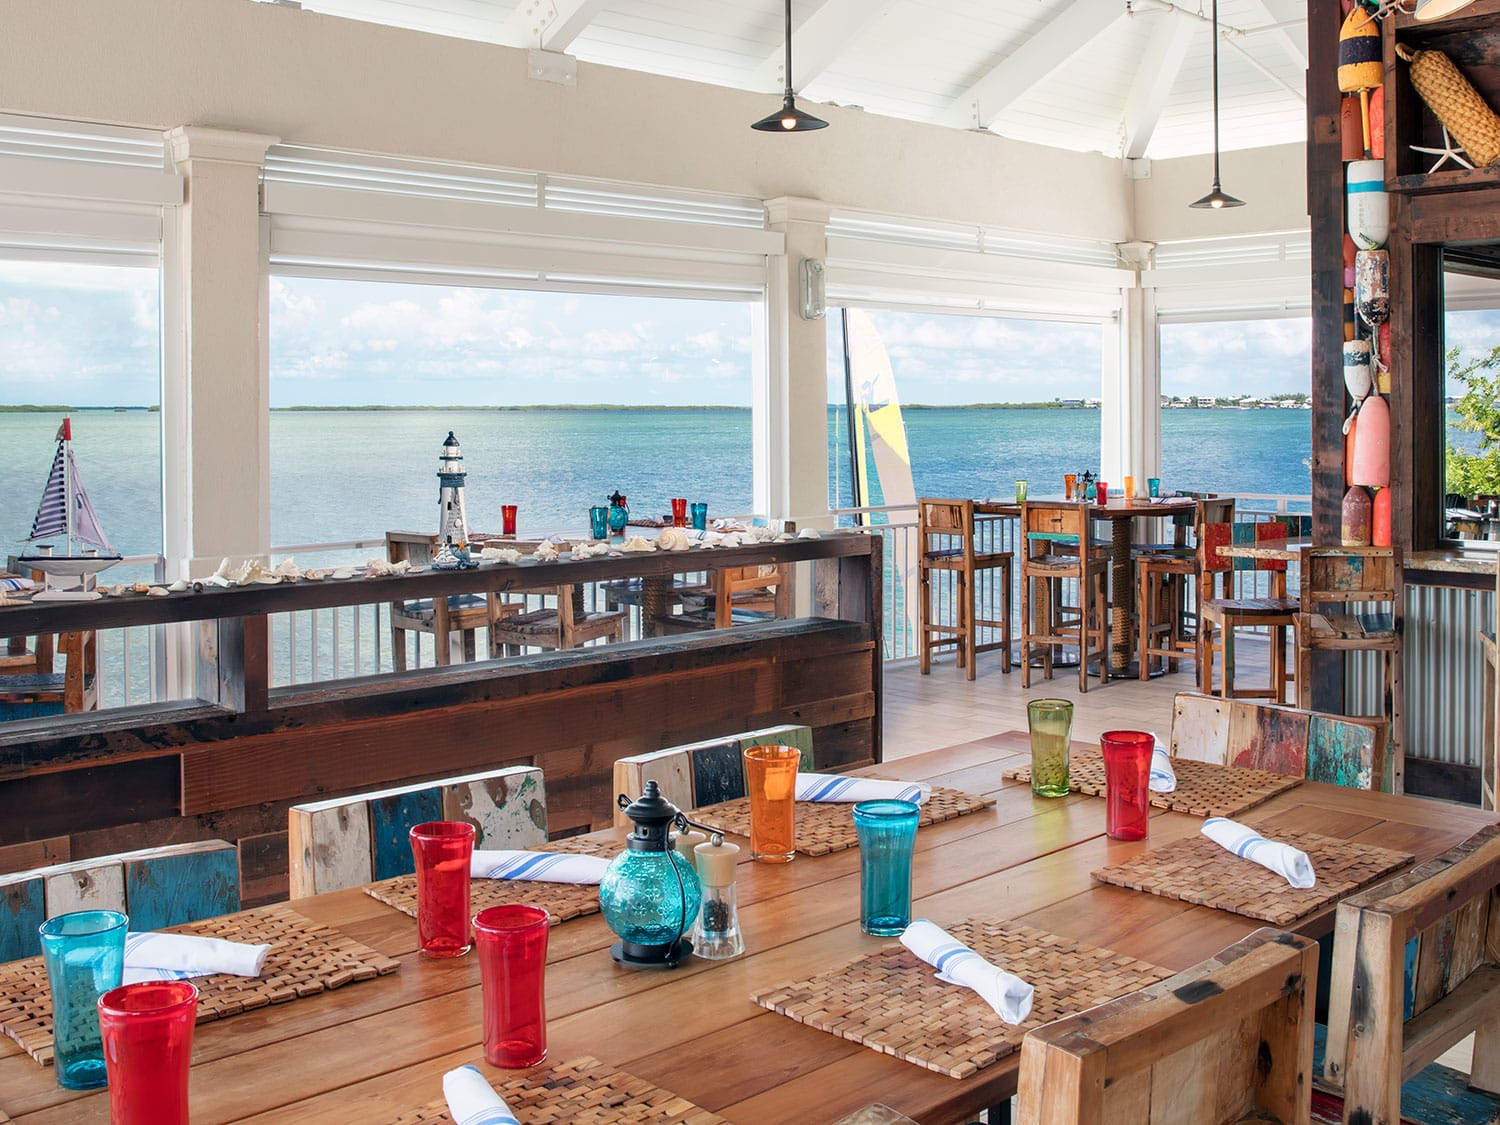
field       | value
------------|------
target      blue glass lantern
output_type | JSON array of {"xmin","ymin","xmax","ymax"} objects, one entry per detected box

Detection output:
[
  {"xmin": 607, "ymin": 490, "xmax": 629, "ymax": 537},
  {"xmin": 599, "ymin": 781, "xmax": 701, "ymax": 969}
]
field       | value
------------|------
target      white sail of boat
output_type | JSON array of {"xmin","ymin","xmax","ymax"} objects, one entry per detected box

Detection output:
[{"xmin": 17, "ymin": 417, "xmax": 120, "ymax": 598}]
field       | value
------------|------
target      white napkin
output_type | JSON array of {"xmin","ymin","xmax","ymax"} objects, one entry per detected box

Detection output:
[
  {"xmin": 470, "ymin": 850, "xmax": 611, "ymax": 884},
  {"xmin": 900, "ymin": 919, "xmax": 1034, "ymax": 1024},
  {"xmin": 795, "ymin": 774, "xmax": 931, "ymax": 806},
  {"xmin": 443, "ymin": 1065, "xmax": 520, "ymax": 1125},
  {"xmin": 121, "ymin": 931, "xmax": 270, "ymax": 984},
  {"xmin": 1149, "ymin": 738, "xmax": 1177, "ymax": 793},
  {"xmin": 1201, "ymin": 817, "xmax": 1316, "ymax": 889}
]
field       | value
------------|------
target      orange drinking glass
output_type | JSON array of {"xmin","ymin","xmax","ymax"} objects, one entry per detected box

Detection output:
[
  {"xmin": 743, "ymin": 744, "xmax": 800, "ymax": 862},
  {"xmin": 1124, "ymin": 475, "xmax": 1135, "ymax": 500},
  {"xmin": 1064, "ymin": 473, "xmax": 1077, "ymax": 501}
]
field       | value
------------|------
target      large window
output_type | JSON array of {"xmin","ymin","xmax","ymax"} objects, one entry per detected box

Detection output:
[
  {"xmin": 1441, "ymin": 252, "xmax": 1500, "ymax": 543},
  {"xmin": 1159, "ymin": 317, "xmax": 1312, "ymax": 504},
  {"xmin": 268, "ymin": 277, "xmax": 756, "ymax": 544}
]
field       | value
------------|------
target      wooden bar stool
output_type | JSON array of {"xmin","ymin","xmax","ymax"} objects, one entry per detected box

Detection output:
[
  {"xmin": 1136, "ymin": 497, "xmax": 1233, "ymax": 680},
  {"xmin": 917, "ymin": 498, "xmax": 1012, "ymax": 681},
  {"xmin": 1199, "ymin": 518, "xmax": 1298, "ymax": 702},
  {"xmin": 1020, "ymin": 501, "xmax": 1108, "ymax": 692}
]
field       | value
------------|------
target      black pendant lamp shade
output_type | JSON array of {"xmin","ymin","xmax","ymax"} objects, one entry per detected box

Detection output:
[
  {"xmin": 1190, "ymin": 0, "xmax": 1245, "ymax": 209},
  {"xmin": 752, "ymin": 0, "xmax": 829, "ymax": 132}
]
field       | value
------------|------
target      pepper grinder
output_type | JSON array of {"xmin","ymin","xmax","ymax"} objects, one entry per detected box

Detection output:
[{"xmin": 691, "ymin": 836, "xmax": 744, "ymax": 960}]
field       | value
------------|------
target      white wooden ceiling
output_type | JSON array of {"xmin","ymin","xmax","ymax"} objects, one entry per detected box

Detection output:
[{"xmin": 287, "ymin": 0, "xmax": 1308, "ymax": 160}]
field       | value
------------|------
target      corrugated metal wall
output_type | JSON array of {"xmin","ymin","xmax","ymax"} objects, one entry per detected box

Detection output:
[{"xmin": 1347, "ymin": 584, "xmax": 1493, "ymax": 766}]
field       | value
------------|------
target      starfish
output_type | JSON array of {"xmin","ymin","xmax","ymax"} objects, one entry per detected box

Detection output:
[{"xmin": 1410, "ymin": 125, "xmax": 1473, "ymax": 173}]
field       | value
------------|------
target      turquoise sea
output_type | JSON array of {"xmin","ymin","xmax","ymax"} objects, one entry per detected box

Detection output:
[{"xmin": 0, "ymin": 406, "xmax": 1315, "ymax": 560}]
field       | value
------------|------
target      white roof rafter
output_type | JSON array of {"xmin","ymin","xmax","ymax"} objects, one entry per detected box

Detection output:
[
  {"xmin": 755, "ymin": 0, "xmax": 899, "ymax": 92},
  {"xmin": 1121, "ymin": 10, "xmax": 1197, "ymax": 159},
  {"xmin": 503, "ymin": 0, "xmax": 607, "ymax": 52}
]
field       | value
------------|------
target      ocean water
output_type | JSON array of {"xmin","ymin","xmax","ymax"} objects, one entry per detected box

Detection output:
[{"xmin": 0, "ymin": 406, "xmax": 1316, "ymax": 560}]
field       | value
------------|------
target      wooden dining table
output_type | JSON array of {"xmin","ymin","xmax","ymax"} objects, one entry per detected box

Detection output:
[{"xmin": 3, "ymin": 733, "xmax": 1493, "ymax": 1125}]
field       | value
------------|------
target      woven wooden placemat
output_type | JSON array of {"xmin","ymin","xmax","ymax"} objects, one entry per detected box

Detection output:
[
  {"xmin": 364, "ymin": 837, "xmax": 617, "ymax": 923},
  {"xmin": 1090, "ymin": 827, "xmax": 1414, "ymax": 925},
  {"xmin": 0, "ymin": 902, "xmax": 399, "ymax": 1066},
  {"xmin": 385, "ymin": 1055, "xmax": 728, "ymax": 1124},
  {"xmin": 1003, "ymin": 749, "xmax": 1303, "ymax": 818},
  {"xmin": 694, "ymin": 785, "xmax": 995, "ymax": 857},
  {"xmin": 751, "ymin": 917, "xmax": 1173, "ymax": 1079}
]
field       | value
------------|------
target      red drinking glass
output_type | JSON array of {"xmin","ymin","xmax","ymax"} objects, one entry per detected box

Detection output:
[
  {"xmin": 1100, "ymin": 731, "xmax": 1154, "ymax": 841},
  {"xmin": 97, "ymin": 981, "xmax": 199, "ymax": 1125},
  {"xmin": 670, "ymin": 498, "xmax": 688, "ymax": 528},
  {"xmin": 473, "ymin": 904, "xmax": 550, "ymax": 1068},
  {"xmin": 1096, "ymin": 482, "xmax": 1109, "ymax": 506},
  {"xmin": 501, "ymin": 505, "xmax": 518, "ymax": 536},
  {"xmin": 410, "ymin": 821, "xmax": 476, "ymax": 958}
]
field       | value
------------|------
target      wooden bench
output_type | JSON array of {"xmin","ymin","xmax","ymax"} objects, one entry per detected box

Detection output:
[
  {"xmin": 288, "ymin": 765, "xmax": 547, "ymax": 898},
  {"xmin": 1017, "ymin": 927, "xmax": 1318, "ymax": 1124},
  {"xmin": 1322, "ymin": 823, "xmax": 1500, "ymax": 1125},
  {"xmin": 611, "ymin": 724, "xmax": 814, "ymax": 828},
  {"xmin": 1169, "ymin": 690, "xmax": 1392, "ymax": 792},
  {"xmin": 0, "ymin": 839, "xmax": 239, "ymax": 962}
]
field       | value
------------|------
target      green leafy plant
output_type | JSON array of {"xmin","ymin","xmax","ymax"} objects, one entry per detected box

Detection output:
[{"xmin": 1445, "ymin": 344, "xmax": 1500, "ymax": 500}]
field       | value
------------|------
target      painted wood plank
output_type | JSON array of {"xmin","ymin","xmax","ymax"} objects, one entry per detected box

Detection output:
[
  {"xmin": 441, "ymin": 767, "xmax": 548, "ymax": 850},
  {"xmin": 0, "ymin": 835, "xmax": 69, "ymax": 873},
  {"xmin": 1414, "ymin": 911, "xmax": 1459, "ymax": 1018},
  {"xmin": 288, "ymin": 802, "xmax": 372, "ymax": 899},
  {"xmin": 738, "ymin": 724, "xmax": 815, "ymax": 772},
  {"xmin": 0, "ymin": 874, "xmax": 44, "ymax": 962},
  {"xmin": 1307, "ymin": 715, "xmax": 1375, "ymax": 790},
  {"xmin": 1231, "ymin": 521, "xmax": 1257, "ymax": 572},
  {"xmin": 369, "ymin": 788, "xmax": 443, "ymax": 882},
  {"xmin": 1170, "ymin": 693, "xmax": 1231, "ymax": 764},
  {"xmin": 1238, "ymin": 704, "xmax": 1309, "ymax": 777},
  {"xmin": 1405, "ymin": 934, "xmax": 1420, "ymax": 1023},
  {"xmin": 44, "ymin": 857, "xmax": 126, "ymax": 917},
  {"xmin": 612, "ymin": 747, "xmax": 695, "ymax": 825},
  {"xmin": 689, "ymin": 739, "xmax": 747, "ymax": 807},
  {"xmin": 122, "ymin": 842, "xmax": 239, "ymax": 932}
]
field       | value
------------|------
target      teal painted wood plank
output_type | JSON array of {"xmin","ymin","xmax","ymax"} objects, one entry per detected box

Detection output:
[
  {"xmin": 1405, "ymin": 934, "xmax": 1419, "ymax": 1021},
  {"xmin": 0, "ymin": 876, "xmax": 44, "ymax": 962},
  {"xmin": 442, "ymin": 769, "xmax": 548, "ymax": 850},
  {"xmin": 124, "ymin": 847, "xmax": 239, "ymax": 932},
  {"xmin": 1307, "ymin": 715, "xmax": 1375, "ymax": 790},
  {"xmin": 1231, "ymin": 521, "xmax": 1256, "ymax": 571},
  {"xmin": 370, "ymin": 788, "xmax": 443, "ymax": 881}
]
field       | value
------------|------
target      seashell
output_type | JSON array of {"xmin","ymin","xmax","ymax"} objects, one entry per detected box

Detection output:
[
  {"xmin": 329, "ymin": 566, "xmax": 356, "ymax": 580},
  {"xmin": 147, "ymin": 586, "xmax": 169, "ymax": 597},
  {"xmin": 167, "ymin": 578, "xmax": 190, "ymax": 593},
  {"xmin": 131, "ymin": 582, "xmax": 151, "ymax": 594},
  {"xmin": 797, "ymin": 528, "xmax": 822, "ymax": 539},
  {"xmin": 657, "ymin": 528, "xmax": 691, "ymax": 552},
  {"xmin": 618, "ymin": 536, "xmax": 656, "ymax": 553},
  {"xmin": 717, "ymin": 533, "xmax": 742, "ymax": 548}
]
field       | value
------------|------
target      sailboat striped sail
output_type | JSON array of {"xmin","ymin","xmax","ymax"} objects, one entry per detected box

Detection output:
[{"xmin": 17, "ymin": 417, "xmax": 120, "ymax": 598}]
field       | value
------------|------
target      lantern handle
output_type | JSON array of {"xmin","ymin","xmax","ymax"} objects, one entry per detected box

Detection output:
[{"xmin": 675, "ymin": 812, "xmax": 726, "ymax": 847}]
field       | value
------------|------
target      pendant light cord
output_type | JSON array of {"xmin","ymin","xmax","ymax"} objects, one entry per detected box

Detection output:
[
  {"xmin": 1210, "ymin": 0, "xmax": 1223, "ymax": 186},
  {"xmin": 782, "ymin": 0, "xmax": 794, "ymax": 98}
]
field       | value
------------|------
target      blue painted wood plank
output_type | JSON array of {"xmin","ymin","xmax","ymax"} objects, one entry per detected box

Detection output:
[
  {"xmin": 370, "ymin": 788, "xmax": 443, "ymax": 881},
  {"xmin": 1404, "ymin": 935, "xmax": 1419, "ymax": 1022},
  {"xmin": 124, "ymin": 847, "xmax": 240, "ymax": 932},
  {"xmin": 1307, "ymin": 715, "xmax": 1375, "ymax": 790},
  {"xmin": 691, "ymin": 740, "xmax": 747, "ymax": 807},
  {"xmin": 0, "ymin": 876, "xmax": 45, "ymax": 962}
]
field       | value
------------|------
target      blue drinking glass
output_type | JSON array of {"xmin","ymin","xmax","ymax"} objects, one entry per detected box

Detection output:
[
  {"xmin": 38, "ymin": 909, "xmax": 128, "ymax": 1090},
  {"xmin": 589, "ymin": 506, "xmax": 609, "ymax": 540},
  {"xmin": 690, "ymin": 502, "xmax": 708, "ymax": 532},
  {"xmin": 852, "ymin": 800, "xmax": 921, "ymax": 937}
]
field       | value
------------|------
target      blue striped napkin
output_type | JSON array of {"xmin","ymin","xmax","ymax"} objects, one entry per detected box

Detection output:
[
  {"xmin": 469, "ymin": 850, "xmax": 611, "ymax": 884},
  {"xmin": 899, "ymin": 919, "xmax": 1034, "ymax": 1024},
  {"xmin": 1149, "ymin": 738, "xmax": 1177, "ymax": 793},
  {"xmin": 794, "ymin": 774, "xmax": 931, "ymax": 805},
  {"xmin": 1201, "ymin": 817, "xmax": 1316, "ymax": 889},
  {"xmin": 122, "ymin": 931, "xmax": 269, "ymax": 984},
  {"xmin": 443, "ymin": 1065, "xmax": 519, "ymax": 1125}
]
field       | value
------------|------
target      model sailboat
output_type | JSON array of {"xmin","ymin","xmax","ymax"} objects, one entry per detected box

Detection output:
[{"xmin": 17, "ymin": 417, "xmax": 121, "ymax": 599}]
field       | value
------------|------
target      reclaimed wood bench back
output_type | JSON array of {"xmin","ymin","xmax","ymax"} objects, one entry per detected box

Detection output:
[
  {"xmin": 287, "ymin": 765, "xmax": 547, "ymax": 898},
  {"xmin": 611, "ymin": 724, "xmax": 814, "ymax": 828},
  {"xmin": 1322, "ymin": 824, "xmax": 1500, "ymax": 1122},
  {"xmin": 1016, "ymin": 927, "xmax": 1318, "ymax": 1125},
  {"xmin": 1169, "ymin": 691, "xmax": 1391, "ymax": 792},
  {"xmin": 0, "ymin": 839, "xmax": 239, "ymax": 961}
]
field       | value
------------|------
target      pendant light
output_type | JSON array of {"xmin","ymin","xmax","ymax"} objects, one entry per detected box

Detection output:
[
  {"xmin": 752, "ymin": 0, "xmax": 829, "ymax": 133},
  {"xmin": 1413, "ymin": 0, "xmax": 1477, "ymax": 18},
  {"xmin": 1190, "ymin": 0, "xmax": 1245, "ymax": 209}
]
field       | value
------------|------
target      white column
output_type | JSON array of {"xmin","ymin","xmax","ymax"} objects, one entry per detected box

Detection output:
[
  {"xmin": 759, "ymin": 197, "xmax": 831, "ymax": 528},
  {"xmin": 1101, "ymin": 242, "xmax": 1160, "ymax": 492},
  {"xmin": 162, "ymin": 126, "xmax": 278, "ymax": 580}
]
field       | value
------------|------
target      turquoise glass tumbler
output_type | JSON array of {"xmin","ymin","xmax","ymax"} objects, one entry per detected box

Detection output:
[
  {"xmin": 589, "ymin": 506, "xmax": 609, "ymax": 540},
  {"xmin": 852, "ymin": 800, "xmax": 921, "ymax": 937},
  {"xmin": 39, "ymin": 909, "xmax": 128, "ymax": 1090},
  {"xmin": 690, "ymin": 502, "xmax": 708, "ymax": 531}
]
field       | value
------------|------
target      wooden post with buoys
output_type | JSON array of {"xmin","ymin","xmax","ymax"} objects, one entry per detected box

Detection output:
[
  {"xmin": 1338, "ymin": 8, "xmax": 1383, "ymax": 158},
  {"xmin": 1350, "ymin": 393, "xmax": 1390, "ymax": 488}
]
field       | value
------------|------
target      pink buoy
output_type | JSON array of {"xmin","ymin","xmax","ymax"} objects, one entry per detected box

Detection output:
[
  {"xmin": 1350, "ymin": 394, "xmax": 1390, "ymax": 488},
  {"xmin": 1345, "ymin": 413, "xmax": 1358, "ymax": 487}
]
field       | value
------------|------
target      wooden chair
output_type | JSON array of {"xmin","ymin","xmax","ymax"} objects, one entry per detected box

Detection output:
[
  {"xmin": 1168, "ymin": 691, "xmax": 1393, "ymax": 792},
  {"xmin": 489, "ymin": 583, "xmax": 626, "ymax": 653},
  {"xmin": 384, "ymin": 531, "xmax": 518, "ymax": 669},
  {"xmin": 1017, "ymin": 927, "xmax": 1318, "ymax": 1125},
  {"xmin": 287, "ymin": 765, "xmax": 547, "ymax": 898},
  {"xmin": 1020, "ymin": 501, "xmax": 1107, "ymax": 692},
  {"xmin": 1482, "ymin": 557, "xmax": 1499, "ymax": 810},
  {"xmin": 1136, "ymin": 497, "xmax": 1233, "ymax": 681},
  {"xmin": 1, "ymin": 840, "xmax": 239, "ymax": 962},
  {"xmin": 654, "ymin": 563, "xmax": 792, "ymax": 632},
  {"xmin": 0, "ymin": 556, "xmax": 98, "ymax": 718},
  {"xmin": 1322, "ymin": 823, "xmax": 1500, "ymax": 1125},
  {"xmin": 1199, "ymin": 517, "xmax": 1299, "ymax": 702},
  {"xmin": 611, "ymin": 724, "xmax": 813, "ymax": 828},
  {"xmin": 917, "ymin": 498, "xmax": 1012, "ymax": 681},
  {"xmin": 1296, "ymin": 546, "xmax": 1404, "ymax": 791}
]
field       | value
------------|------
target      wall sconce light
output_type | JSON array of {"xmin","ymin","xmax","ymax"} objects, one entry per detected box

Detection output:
[{"xmin": 800, "ymin": 259, "xmax": 826, "ymax": 320}]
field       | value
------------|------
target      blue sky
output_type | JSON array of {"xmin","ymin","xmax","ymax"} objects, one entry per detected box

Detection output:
[{"xmin": 0, "ymin": 262, "xmax": 1495, "ymax": 407}]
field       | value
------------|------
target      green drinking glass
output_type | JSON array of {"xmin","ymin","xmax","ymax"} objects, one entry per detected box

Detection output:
[{"xmin": 1027, "ymin": 699, "xmax": 1073, "ymax": 798}]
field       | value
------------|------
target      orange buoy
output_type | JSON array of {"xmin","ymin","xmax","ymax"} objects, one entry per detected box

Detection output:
[
  {"xmin": 1339, "ymin": 9, "xmax": 1383, "ymax": 155},
  {"xmin": 1372, "ymin": 487, "xmax": 1392, "ymax": 546},
  {"xmin": 1344, "ymin": 287, "xmax": 1356, "ymax": 342},
  {"xmin": 1370, "ymin": 84, "xmax": 1385, "ymax": 160},
  {"xmin": 1350, "ymin": 393, "xmax": 1390, "ymax": 488},
  {"xmin": 1341, "ymin": 96, "xmax": 1364, "ymax": 161}
]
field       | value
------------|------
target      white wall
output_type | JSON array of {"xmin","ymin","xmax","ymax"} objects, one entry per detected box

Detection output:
[{"xmin": 1132, "ymin": 143, "xmax": 1310, "ymax": 243}]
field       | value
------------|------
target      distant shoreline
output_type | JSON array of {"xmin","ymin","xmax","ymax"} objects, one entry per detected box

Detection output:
[{"xmin": 0, "ymin": 399, "xmax": 1315, "ymax": 412}]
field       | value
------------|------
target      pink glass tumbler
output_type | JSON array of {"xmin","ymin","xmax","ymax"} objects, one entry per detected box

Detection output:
[
  {"xmin": 97, "ymin": 981, "xmax": 199, "ymax": 1125},
  {"xmin": 1100, "ymin": 731, "xmax": 1154, "ymax": 841},
  {"xmin": 410, "ymin": 821, "xmax": 476, "ymax": 958},
  {"xmin": 473, "ymin": 904, "xmax": 550, "ymax": 1068}
]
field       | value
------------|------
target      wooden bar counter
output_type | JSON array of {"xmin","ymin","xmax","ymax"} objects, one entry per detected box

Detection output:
[{"xmin": 0, "ymin": 533, "xmax": 883, "ymax": 900}]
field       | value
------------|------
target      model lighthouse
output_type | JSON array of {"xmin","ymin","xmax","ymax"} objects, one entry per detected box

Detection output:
[{"xmin": 434, "ymin": 431, "xmax": 472, "ymax": 567}]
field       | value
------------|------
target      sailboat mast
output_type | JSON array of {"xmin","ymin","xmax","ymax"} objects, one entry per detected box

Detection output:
[{"xmin": 61, "ymin": 416, "xmax": 75, "ymax": 554}]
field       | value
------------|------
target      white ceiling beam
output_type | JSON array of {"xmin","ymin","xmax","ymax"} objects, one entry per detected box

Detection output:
[
  {"xmin": 940, "ymin": 0, "xmax": 1129, "ymax": 130},
  {"xmin": 1240, "ymin": 0, "xmax": 1307, "ymax": 73},
  {"xmin": 1120, "ymin": 12, "xmax": 1197, "ymax": 160},
  {"xmin": 502, "ymin": 0, "xmax": 607, "ymax": 52},
  {"xmin": 754, "ymin": 0, "xmax": 899, "ymax": 92}
]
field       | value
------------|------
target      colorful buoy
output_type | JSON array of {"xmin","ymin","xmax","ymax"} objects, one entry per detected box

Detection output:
[
  {"xmin": 1341, "ymin": 96, "xmax": 1364, "ymax": 162},
  {"xmin": 1370, "ymin": 84, "xmax": 1385, "ymax": 160},
  {"xmin": 1344, "ymin": 339, "xmax": 1373, "ymax": 401},
  {"xmin": 1347, "ymin": 160, "xmax": 1389, "ymax": 249},
  {"xmin": 1350, "ymin": 393, "xmax": 1390, "ymax": 488},
  {"xmin": 1355, "ymin": 249, "xmax": 1390, "ymax": 327},
  {"xmin": 1344, "ymin": 287, "xmax": 1357, "ymax": 342},
  {"xmin": 1372, "ymin": 487, "xmax": 1392, "ymax": 547},
  {"xmin": 1342, "ymin": 486, "xmax": 1373, "ymax": 547}
]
